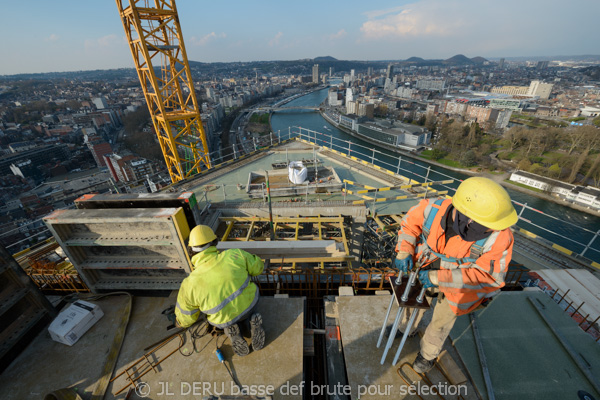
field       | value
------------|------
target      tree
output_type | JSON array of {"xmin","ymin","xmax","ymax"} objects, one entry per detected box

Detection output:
[
  {"xmin": 548, "ymin": 163, "xmax": 561, "ymax": 179},
  {"xmin": 439, "ymin": 121, "xmax": 465, "ymax": 152},
  {"xmin": 583, "ymin": 153, "xmax": 600, "ymax": 184},
  {"xmin": 518, "ymin": 158, "xmax": 532, "ymax": 171},
  {"xmin": 530, "ymin": 163, "xmax": 544, "ymax": 174},
  {"xmin": 122, "ymin": 107, "xmax": 151, "ymax": 135},
  {"xmin": 503, "ymin": 126, "xmax": 527, "ymax": 151},
  {"xmin": 460, "ymin": 150, "xmax": 478, "ymax": 167},
  {"xmin": 564, "ymin": 126, "xmax": 592, "ymax": 155},
  {"xmin": 430, "ymin": 148, "xmax": 447, "ymax": 160},
  {"xmin": 374, "ymin": 104, "xmax": 388, "ymax": 117},
  {"xmin": 567, "ymin": 127, "xmax": 599, "ymax": 183},
  {"xmin": 425, "ymin": 114, "xmax": 438, "ymax": 132},
  {"xmin": 466, "ymin": 123, "xmax": 481, "ymax": 147}
]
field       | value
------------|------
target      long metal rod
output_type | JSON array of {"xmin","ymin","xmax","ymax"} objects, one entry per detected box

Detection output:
[
  {"xmin": 528, "ymin": 297, "xmax": 600, "ymax": 394},
  {"xmin": 470, "ymin": 313, "xmax": 495, "ymax": 400},
  {"xmin": 381, "ymin": 307, "xmax": 405, "ymax": 364},
  {"xmin": 392, "ymin": 307, "xmax": 419, "ymax": 365},
  {"xmin": 377, "ymin": 295, "xmax": 395, "ymax": 348}
]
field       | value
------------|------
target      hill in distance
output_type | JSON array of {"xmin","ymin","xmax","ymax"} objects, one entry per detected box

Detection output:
[
  {"xmin": 398, "ymin": 54, "xmax": 487, "ymax": 66},
  {"xmin": 314, "ymin": 56, "xmax": 337, "ymax": 62}
]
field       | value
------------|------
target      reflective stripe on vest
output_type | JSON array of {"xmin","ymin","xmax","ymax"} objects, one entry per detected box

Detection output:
[
  {"xmin": 201, "ymin": 276, "xmax": 251, "ymax": 315},
  {"xmin": 421, "ymin": 198, "xmax": 489, "ymax": 265},
  {"xmin": 176, "ymin": 302, "xmax": 199, "ymax": 316}
]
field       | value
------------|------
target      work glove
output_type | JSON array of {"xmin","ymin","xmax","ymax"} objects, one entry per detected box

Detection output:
[
  {"xmin": 394, "ymin": 252, "xmax": 414, "ymax": 274},
  {"xmin": 418, "ymin": 270, "xmax": 438, "ymax": 289},
  {"xmin": 166, "ymin": 312, "xmax": 177, "ymax": 325},
  {"xmin": 162, "ymin": 305, "xmax": 178, "ymax": 328}
]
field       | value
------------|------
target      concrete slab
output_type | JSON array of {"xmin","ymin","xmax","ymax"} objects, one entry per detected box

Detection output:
[
  {"xmin": 450, "ymin": 291, "xmax": 600, "ymax": 400},
  {"xmin": 0, "ymin": 295, "xmax": 304, "ymax": 400},
  {"xmin": 335, "ymin": 295, "xmax": 478, "ymax": 400}
]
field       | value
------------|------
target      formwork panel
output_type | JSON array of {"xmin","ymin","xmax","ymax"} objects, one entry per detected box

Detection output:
[
  {"xmin": 43, "ymin": 208, "xmax": 192, "ymax": 292},
  {"xmin": 75, "ymin": 191, "xmax": 202, "ymax": 231}
]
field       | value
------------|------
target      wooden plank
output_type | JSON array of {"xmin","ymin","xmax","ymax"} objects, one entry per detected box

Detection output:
[
  {"xmin": 437, "ymin": 350, "xmax": 468, "ymax": 385},
  {"xmin": 567, "ymin": 269, "xmax": 600, "ymax": 297},
  {"xmin": 538, "ymin": 270, "xmax": 600, "ymax": 318},
  {"xmin": 216, "ymin": 240, "xmax": 348, "ymax": 259}
]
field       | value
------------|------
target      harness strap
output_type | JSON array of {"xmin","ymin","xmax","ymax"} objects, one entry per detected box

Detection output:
[{"xmin": 421, "ymin": 198, "xmax": 489, "ymax": 265}]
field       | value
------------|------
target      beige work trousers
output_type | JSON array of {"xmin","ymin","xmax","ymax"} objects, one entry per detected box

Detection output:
[{"xmin": 398, "ymin": 294, "xmax": 458, "ymax": 361}]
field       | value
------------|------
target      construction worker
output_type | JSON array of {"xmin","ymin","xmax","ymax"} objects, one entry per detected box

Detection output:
[
  {"xmin": 394, "ymin": 177, "xmax": 517, "ymax": 373},
  {"xmin": 175, "ymin": 225, "xmax": 266, "ymax": 357}
]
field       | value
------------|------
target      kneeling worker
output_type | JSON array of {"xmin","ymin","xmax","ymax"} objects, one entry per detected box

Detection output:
[
  {"xmin": 175, "ymin": 225, "xmax": 266, "ymax": 357},
  {"xmin": 394, "ymin": 177, "xmax": 517, "ymax": 373}
]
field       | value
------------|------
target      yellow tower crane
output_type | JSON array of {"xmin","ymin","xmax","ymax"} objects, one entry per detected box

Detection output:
[{"xmin": 116, "ymin": 0, "xmax": 211, "ymax": 183}]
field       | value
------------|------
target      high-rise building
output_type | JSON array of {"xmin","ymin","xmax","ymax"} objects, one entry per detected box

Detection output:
[
  {"xmin": 328, "ymin": 90, "xmax": 342, "ymax": 106},
  {"xmin": 367, "ymin": 67, "xmax": 373, "ymax": 76},
  {"xmin": 345, "ymin": 88, "xmax": 354, "ymax": 103},
  {"xmin": 416, "ymin": 79, "xmax": 445, "ymax": 91},
  {"xmin": 491, "ymin": 85, "xmax": 529, "ymax": 96},
  {"xmin": 329, "ymin": 67, "xmax": 334, "ymax": 77},
  {"xmin": 350, "ymin": 69, "xmax": 355, "ymax": 82},
  {"xmin": 358, "ymin": 103, "xmax": 374, "ymax": 119},
  {"xmin": 386, "ymin": 64, "xmax": 394, "ymax": 80},
  {"xmin": 536, "ymin": 61, "xmax": 549, "ymax": 70},
  {"xmin": 346, "ymin": 100, "xmax": 359, "ymax": 115},
  {"xmin": 312, "ymin": 64, "xmax": 319, "ymax": 84},
  {"xmin": 527, "ymin": 80, "xmax": 553, "ymax": 100},
  {"xmin": 498, "ymin": 58, "xmax": 505, "ymax": 69}
]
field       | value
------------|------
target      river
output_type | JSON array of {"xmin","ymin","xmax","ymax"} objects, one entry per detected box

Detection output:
[{"xmin": 270, "ymin": 87, "xmax": 600, "ymax": 262}]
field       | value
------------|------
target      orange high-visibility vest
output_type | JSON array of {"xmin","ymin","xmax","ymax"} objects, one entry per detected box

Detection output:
[{"xmin": 396, "ymin": 198, "xmax": 514, "ymax": 315}]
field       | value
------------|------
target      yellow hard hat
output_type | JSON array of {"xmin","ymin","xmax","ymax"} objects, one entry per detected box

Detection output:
[
  {"xmin": 188, "ymin": 225, "xmax": 217, "ymax": 247},
  {"xmin": 452, "ymin": 177, "xmax": 518, "ymax": 231}
]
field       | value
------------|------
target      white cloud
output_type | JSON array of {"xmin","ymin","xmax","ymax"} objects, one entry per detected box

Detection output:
[
  {"xmin": 44, "ymin": 34, "xmax": 59, "ymax": 42},
  {"xmin": 269, "ymin": 32, "xmax": 283, "ymax": 47},
  {"xmin": 190, "ymin": 32, "xmax": 226, "ymax": 46},
  {"xmin": 361, "ymin": 1, "xmax": 466, "ymax": 39},
  {"xmin": 84, "ymin": 34, "xmax": 121, "ymax": 50},
  {"xmin": 363, "ymin": 6, "xmax": 406, "ymax": 20},
  {"xmin": 328, "ymin": 29, "xmax": 347, "ymax": 41}
]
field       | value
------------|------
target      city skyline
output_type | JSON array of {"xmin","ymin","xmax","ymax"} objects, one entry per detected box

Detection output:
[{"xmin": 1, "ymin": 0, "xmax": 599, "ymax": 76}]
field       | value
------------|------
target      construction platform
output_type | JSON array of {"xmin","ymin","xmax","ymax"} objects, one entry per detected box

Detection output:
[
  {"xmin": 329, "ymin": 294, "xmax": 478, "ymax": 400},
  {"xmin": 0, "ymin": 295, "xmax": 305, "ymax": 400},
  {"xmin": 450, "ymin": 291, "xmax": 600, "ymax": 400},
  {"xmin": 246, "ymin": 166, "xmax": 342, "ymax": 199}
]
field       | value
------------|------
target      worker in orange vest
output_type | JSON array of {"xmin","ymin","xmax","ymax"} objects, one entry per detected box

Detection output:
[{"xmin": 393, "ymin": 177, "xmax": 517, "ymax": 373}]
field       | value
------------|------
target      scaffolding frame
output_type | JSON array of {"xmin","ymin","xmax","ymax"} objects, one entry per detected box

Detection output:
[{"xmin": 216, "ymin": 216, "xmax": 353, "ymax": 269}]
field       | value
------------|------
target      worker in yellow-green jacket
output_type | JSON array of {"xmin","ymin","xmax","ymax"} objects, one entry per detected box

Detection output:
[{"xmin": 175, "ymin": 225, "xmax": 266, "ymax": 357}]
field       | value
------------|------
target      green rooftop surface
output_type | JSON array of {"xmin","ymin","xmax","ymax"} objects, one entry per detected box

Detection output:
[{"xmin": 450, "ymin": 291, "xmax": 600, "ymax": 400}]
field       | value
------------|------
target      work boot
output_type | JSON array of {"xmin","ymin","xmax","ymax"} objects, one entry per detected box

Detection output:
[
  {"xmin": 412, "ymin": 352, "xmax": 435, "ymax": 374},
  {"xmin": 250, "ymin": 313, "xmax": 266, "ymax": 351},
  {"xmin": 224, "ymin": 323, "xmax": 250, "ymax": 357}
]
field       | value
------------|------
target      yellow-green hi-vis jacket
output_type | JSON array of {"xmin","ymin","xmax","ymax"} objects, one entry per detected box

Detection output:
[{"xmin": 175, "ymin": 246, "xmax": 264, "ymax": 328}]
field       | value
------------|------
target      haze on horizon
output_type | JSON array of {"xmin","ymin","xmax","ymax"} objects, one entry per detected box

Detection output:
[{"xmin": 1, "ymin": 0, "xmax": 599, "ymax": 75}]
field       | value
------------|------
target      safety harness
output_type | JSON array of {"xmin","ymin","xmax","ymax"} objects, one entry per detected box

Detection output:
[{"xmin": 421, "ymin": 199, "xmax": 488, "ymax": 265}]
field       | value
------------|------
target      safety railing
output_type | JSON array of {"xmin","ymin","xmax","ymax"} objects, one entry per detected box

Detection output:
[{"xmin": 292, "ymin": 126, "xmax": 600, "ymax": 267}]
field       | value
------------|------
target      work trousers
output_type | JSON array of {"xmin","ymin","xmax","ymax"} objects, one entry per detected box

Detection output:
[{"xmin": 398, "ymin": 293, "xmax": 458, "ymax": 361}]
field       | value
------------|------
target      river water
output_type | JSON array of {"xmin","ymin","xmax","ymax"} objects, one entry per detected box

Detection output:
[{"xmin": 270, "ymin": 87, "xmax": 600, "ymax": 262}]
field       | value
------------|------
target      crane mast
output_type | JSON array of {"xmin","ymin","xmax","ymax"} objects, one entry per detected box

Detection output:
[{"xmin": 116, "ymin": 0, "xmax": 211, "ymax": 183}]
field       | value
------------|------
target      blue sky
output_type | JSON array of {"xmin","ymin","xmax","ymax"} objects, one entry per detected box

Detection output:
[{"xmin": 1, "ymin": 0, "xmax": 599, "ymax": 75}]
